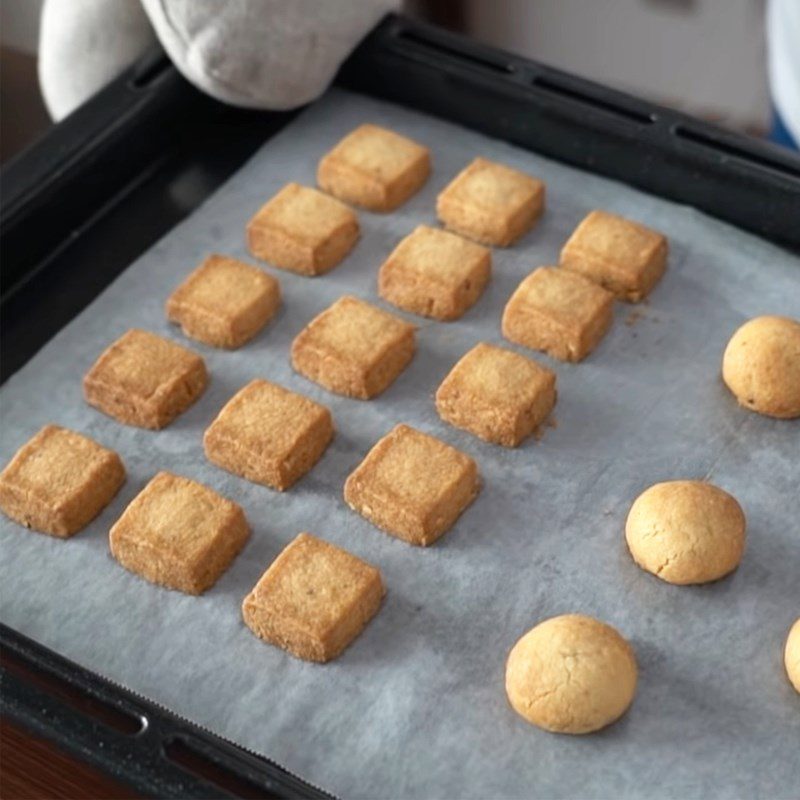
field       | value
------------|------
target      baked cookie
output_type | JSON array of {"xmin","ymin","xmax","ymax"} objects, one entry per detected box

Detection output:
[
  {"xmin": 721, "ymin": 315, "xmax": 800, "ymax": 419},
  {"xmin": 291, "ymin": 295, "xmax": 416, "ymax": 399},
  {"xmin": 560, "ymin": 210, "xmax": 667, "ymax": 302},
  {"xmin": 436, "ymin": 157, "xmax": 545, "ymax": 246},
  {"xmin": 204, "ymin": 379, "xmax": 333, "ymax": 491},
  {"xmin": 166, "ymin": 254, "xmax": 281, "ymax": 348},
  {"xmin": 436, "ymin": 342, "xmax": 556, "ymax": 447},
  {"xmin": 0, "ymin": 424, "xmax": 125, "ymax": 537},
  {"xmin": 317, "ymin": 123, "xmax": 431, "ymax": 212},
  {"xmin": 625, "ymin": 480, "xmax": 746, "ymax": 585},
  {"xmin": 84, "ymin": 329, "xmax": 207, "ymax": 429},
  {"xmin": 506, "ymin": 614, "xmax": 637, "ymax": 734},
  {"xmin": 378, "ymin": 225, "xmax": 491, "ymax": 321},
  {"xmin": 344, "ymin": 424, "xmax": 480, "ymax": 546},
  {"xmin": 247, "ymin": 182, "xmax": 359, "ymax": 276},
  {"xmin": 785, "ymin": 618, "xmax": 800, "ymax": 694},
  {"xmin": 110, "ymin": 471, "xmax": 249, "ymax": 595},
  {"xmin": 501, "ymin": 266, "xmax": 613, "ymax": 362},
  {"xmin": 242, "ymin": 532, "xmax": 384, "ymax": 662}
]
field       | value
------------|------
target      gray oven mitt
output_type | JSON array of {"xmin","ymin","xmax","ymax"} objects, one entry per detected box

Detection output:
[{"xmin": 39, "ymin": 0, "xmax": 397, "ymax": 121}]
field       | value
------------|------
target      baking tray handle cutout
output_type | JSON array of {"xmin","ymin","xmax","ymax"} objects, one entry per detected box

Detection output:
[
  {"xmin": 0, "ymin": 625, "xmax": 334, "ymax": 799},
  {"xmin": 393, "ymin": 26, "xmax": 515, "ymax": 74},
  {"xmin": 673, "ymin": 124, "xmax": 800, "ymax": 180},
  {"xmin": 1, "ymin": 644, "xmax": 145, "ymax": 736},
  {"xmin": 164, "ymin": 736, "xmax": 283, "ymax": 800},
  {"xmin": 129, "ymin": 50, "xmax": 173, "ymax": 90},
  {"xmin": 531, "ymin": 74, "xmax": 657, "ymax": 126}
]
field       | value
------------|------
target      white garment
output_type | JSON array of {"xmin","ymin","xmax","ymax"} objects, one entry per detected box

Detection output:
[
  {"xmin": 39, "ymin": 0, "xmax": 397, "ymax": 121},
  {"xmin": 767, "ymin": 0, "xmax": 800, "ymax": 143}
]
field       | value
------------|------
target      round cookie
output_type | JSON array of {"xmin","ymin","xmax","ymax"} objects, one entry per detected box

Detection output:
[
  {"xmin": 505, "ymin": 614, "xmax": 637, "ymax": 734},
  {"xmin": 625, "ymin": 481, "xmax": 745, "ymax": 585},
  {"xmin": 722, "ymin": 315, "xmax": 800, "ymax": 419},
  {"xmin": 786, "ymin": 618, "xmax": 800, "ymax": 694}
]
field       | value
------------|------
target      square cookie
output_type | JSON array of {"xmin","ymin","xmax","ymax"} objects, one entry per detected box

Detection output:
[
  {"xmin": 291, "ymin": 295, "xmax": 416, "ymax": 399},
  {"xmin": 502, "ymin": 266, "xmax": 614, "ymax": 362},
  {"xmin": 242, "ymin": 532, "xmax": 384, "ymax": 662},
  {"xmin": 246, "ymin": 182, "xmax": 359, "ymax": 276},
  {"xmin": 344, "ymin": 424, "xmax": 480, "ymax": 546},
  {"xmin": 0, "ymin": 425, "xmax": 125, "ymax": 537},
  {"xmin": 436, "ymin": 157, "xmax": 545, "ymax": 246},
  {"xmin": 166, "ymin": 254, "xmax": 281, "ymax": 349},
  {"xmin": 436, "ymin": 343, "xmax": 556, "ymax": 447},
  {"xmin": 317, "ymin": 123, "xmax": 431, "ymax": 212},
  {"xmin": 84, "ymin": 329, "xmax": 208, "ymax": 429},
  {"xmin": 560, "ymin": 210, "xmax": 668, "ymax": 301},
  {"xmin": 204, "ymin": 379, "xmax": 333, "ymax": 492},
  {"xmin": 110, "ymin": 471, "xmax": 249, "ymax": 595},
  {"xmin": 378, "ymin": 225, "xmax": 491, "ymax": 321}
]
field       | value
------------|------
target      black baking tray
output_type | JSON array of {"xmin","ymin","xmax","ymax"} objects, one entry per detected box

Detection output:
[{"xmin": 1, "ymin": 13, "xmax": 799, "ymax": 799}]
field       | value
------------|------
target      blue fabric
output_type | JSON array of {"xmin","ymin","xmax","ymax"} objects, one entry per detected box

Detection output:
[{"xmin": 769, "ymin": 107, "xmax": 798, "ymax": 149}]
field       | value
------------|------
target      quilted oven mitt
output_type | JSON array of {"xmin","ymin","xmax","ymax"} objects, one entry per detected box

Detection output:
[{"xmin": 40, "ymin": 0, "xmax": 397, "ymax": 120}]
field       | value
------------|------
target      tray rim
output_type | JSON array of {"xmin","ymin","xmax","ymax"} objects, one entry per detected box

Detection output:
[{"xmin": 1, "ymin": 12, "xmax": 799, "ymax": 799}]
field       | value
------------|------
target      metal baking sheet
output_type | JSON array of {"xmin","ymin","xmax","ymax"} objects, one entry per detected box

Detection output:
[{"xmin": 1, "ymin": 88, "xmax": 798, "ymax": 800}]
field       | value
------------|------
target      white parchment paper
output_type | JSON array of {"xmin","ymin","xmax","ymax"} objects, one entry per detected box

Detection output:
[{"xmin": 1, "ymin": 89, "xmax": 799, "ymax": 800}]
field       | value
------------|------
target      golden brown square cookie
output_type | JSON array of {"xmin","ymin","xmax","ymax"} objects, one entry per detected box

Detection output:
[
  {"xmin": 204, "ymin": 379, "xmax": 333, "ymax": 491},
  {"xmin": 84, "ymin": 329, "xmax": 208, "ymax": 429},
  {"xmin": 436, "ymin": 343, "xmax": 556, "ymax": 447},
  {"xmin": 246, "ymin": 182, "xmax": 359, "ymax": 276},
  {"xmin": 344, "ymin": 424, "xmax": 480, "ymax": 546},
  {"xmin": 378, "ymin": 225, "xmax": 491, "ymax": 321},
  {"xmin": 317, "ymin": 123, "xmax": 431, "ymax": 212},
  {"xmin": 0, "ymin": 424, "xmax": 125, "ymax": 537},
  {"xmin": 560, "ymin": 210, "xmax": 667, "ymax": 301},
  {"xmin": 166, "ymin": 254, "xmax": 281, "ymax": 348},
  {"xmin": 242, "ymin": 532, "xmax": 384, "ymax": 662},
  {"xmin": 109, "ymin": 471, "xmax": 249, "ymax": 595},
  {"xmin": 436, "ymin": 157, "xmax": 545, "ymax": 246},
  {"xmin": 502, "ymin": 267, "xmax": 614, "ymax": 362},
  {"xmin": 291, "ymin": 295, "xmax": 416, "ymax": 399}
]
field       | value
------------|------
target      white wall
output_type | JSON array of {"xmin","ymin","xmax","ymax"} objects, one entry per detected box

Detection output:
[
  {"xmin": 467, "ymin": 0, "xmax": 770, "ymax": 131},
  {"xmin": 0, "ymin": 0, "xmax": 44, "ymax": 53}
]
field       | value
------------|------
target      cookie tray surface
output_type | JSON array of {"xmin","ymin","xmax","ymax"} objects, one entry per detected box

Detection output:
[{"xmin": 1, "ymin": 87, "xmax": 799, "ymax": 799}]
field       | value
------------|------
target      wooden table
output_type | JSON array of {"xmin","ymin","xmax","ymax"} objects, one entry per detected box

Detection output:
[{"xmin": 0, "ymin": 718, "xmax": 138, "ymax": 800}]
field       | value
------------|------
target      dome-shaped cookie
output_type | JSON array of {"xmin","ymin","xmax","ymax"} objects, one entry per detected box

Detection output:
[
  {"xmin": 722, "ymin": 315, "xmax": 800, "ymax": 419},
  {"xmin": 505, "ymin": 614, "xmax": 637, "ymax": 734},
  {"xmin": 786, "ymin": 618, "xmax": 800, "ymax": 694},
  {"xmin": 625, "ymin": 480, "xmax": 745, "ymax": 585}
]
